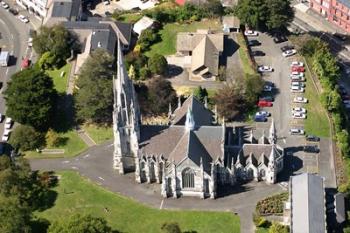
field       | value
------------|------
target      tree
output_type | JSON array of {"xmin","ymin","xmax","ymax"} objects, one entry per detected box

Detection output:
[
  {"xmin": 148, "ymin": 54, "xmax": 168, "ymax": 75},
  {"xmin": 33, "ymin": 24, "xmax": 79, "ymax": 66},
  {"xmin": 45, "ymin": 128, "xmax": 61, "ymax": 147},
  {"xmin": 139, "ymin": 66, "xmax": 152, "ymax": 80},
  {"xmin": 193, "ymin": 86, "xmax": 208, "ymax": 103},
  {"xmin": 269, "ymin": 222, "xmax": 288, "ymax": 233},
  {"xmin": 4, "ymin": 68, "xmax": 57, "ymax": 130},
  {"xmin": 213, "ymin": 85, "xmax": 245, "ymax": 120},
  {"xmin": 161, "ymin": 222, "xmax": 181, "ymax": 233},
  {"xmin": 0, "ymin": 194, "xmax": 32, "ymax": 233},
  {"xmin": 234, "ymin": 0, "xmax": 293, "ymax": 30},
  {"xmin": 138, "ymin": 29, "xmax": 158, "ymax": 51},
  {"xmin": 139, "ymin": 77, "xmax": 177, "ymax": 115},
  {"xmin": 128, "ymin": 65, "xmax": 136, "ymax": 80},
  {"xmin": 75, "ymin": 49, "xmax": 114, "ymax": 124},
  {"xmin": 38, "ymin": 51, "xmax": 57, "ymax": 70},
  {"xmin": 9, "ymin": 125, "xmax": 45, "ymax": 151},
  {"xmin": 243, "ymin": 74, "xmax": 264, "ymax": 105},
  {"xmin": 48, "ymin": 214, "xmax": 113, "ymax": 233}
]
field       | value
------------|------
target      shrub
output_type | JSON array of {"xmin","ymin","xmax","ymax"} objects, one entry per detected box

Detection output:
[
  {"xmin": 148, "ymin": 54, "xmax": 168, "ymax": 75},
  {"xmin": 45, "ymin": 129, "xmax": 61, "ymax": 147},
  {"xmin": 139, "ymin": 66, "xmax": 152, "ymax": 80},
  {"xmin": 9, "ymin": 125, "xmax": 45, "ymax": 151}
]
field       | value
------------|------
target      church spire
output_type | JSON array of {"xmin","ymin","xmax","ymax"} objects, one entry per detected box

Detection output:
[
  {"xmin": 269, "ymin": 118, "xmax": 276, "ymax": 144},
  {"xmin": 185, "ymin": 107, "xmax": 195, "ymax": 131}
]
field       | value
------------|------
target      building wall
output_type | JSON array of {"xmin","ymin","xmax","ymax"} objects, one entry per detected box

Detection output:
[{"xmin": 16, "ymin": 0, "xmax": 48, "ymax": 18}]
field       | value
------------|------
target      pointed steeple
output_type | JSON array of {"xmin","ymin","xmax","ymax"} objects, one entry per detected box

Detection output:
[
  {"xmin": 204, "ymin": 96, "xmax": 208, "ymax": 108},
  {"xmin": 168, "ymin": 103, "xmax": 172, "ymax": 119},
  {"xmin": 269, "ymin": 118, "xmax": 276, "ymax": 144},
  {"xmin": 185, "ymin": 107, "xmax": 195, "ymax": 131},
  {"xmin": 177, "ymin": 96, "xmax": 182, "ymax": 109},
  {"xmin": 259, "ymin": 130, "xmax": 267, "ymax": 144}
]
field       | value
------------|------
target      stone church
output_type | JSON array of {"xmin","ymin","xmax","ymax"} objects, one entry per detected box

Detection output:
[{"xmin": 113, "ymin": 39, "xmax": 284, "ymax": 199}]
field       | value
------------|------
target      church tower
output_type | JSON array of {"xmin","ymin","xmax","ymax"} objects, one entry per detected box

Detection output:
[{"xmin": 113, "ymin": 38, "xmax": 141, "ymax": 174}]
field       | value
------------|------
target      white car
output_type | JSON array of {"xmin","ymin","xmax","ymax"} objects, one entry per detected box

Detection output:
[
  {"xmin": 290, "ymin": 75, "xmax": 305, "ymax": 81},
  {"xmin": 290, "ymin": 71, "xmax": 304, "ymax": 77},
  {"xmin": 28, "ymin": 37, "xmax": 33, "ymax": 47},
  {"xmin": 18, "ymin": 15, "xmax": 29, "ymax": 23},
  {"xmin": 291, "ymin": 61, "xmax": 304, "ymax": 67},
  {"xmin": 293, "ymin": 96, "xmax": 308, "ymax": 103},
  {"xmin": 256, "ymin": 111, "xmax": 271, "ymax": 117},
  {"xmin": 244, "ymin": 30, "xmax": 259, "ymax": 36},
  {"xmin": 5, "ymin": 117, "xmax": 12, "ymax": 129},
  {"xmin": 1, "ymin": 2, "xmax": 9, "ymax": 9},
  {"xmin": 2, "ymin": 134, "xmax": 9, "ymax": 142},
  {"xmin": 282, "ymin": 49, "xmax": 297, "ymax": 57},
  {"xmin": 292, "ymin": 107, "xmax": 307, "ymax": 114},
  {"xmin": 258, "ymin": 65, "xmax": 273, "ymax": 72},
  {"xmin": 291, "ymin": 86, "xmax": 305, "ymax": 93},
  {"xmin": 290, "ymin": 128, "xmax": 305, "ymax": 135},
  {"xmin": 103, "ymin": 0, "xmax": 110, "ymax": 5},
  {"xmin": 0, "ymin": 114, "xmax": 3, "ymax": 123},
  {"xmin": 291, "ymin": 82, "xmax": 305, "ymax": 88},
  {"xmin": 292, "ymin": 112, "xmax": 306, "ymax": 119}
]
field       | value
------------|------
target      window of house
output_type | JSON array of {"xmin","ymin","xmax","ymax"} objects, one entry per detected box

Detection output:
[{"xmin": 182, "ymin": 168, "xmax": 195, "ymax": 188}]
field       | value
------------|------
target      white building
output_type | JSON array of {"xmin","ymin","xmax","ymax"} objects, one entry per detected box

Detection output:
[{"xmin": 16, "ymin": 0, "xmax": 50, "ymax": 18}]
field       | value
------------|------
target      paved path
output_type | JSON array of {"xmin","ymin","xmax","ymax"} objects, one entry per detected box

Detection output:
[{"xmin": 29, "ymin": 140, "xmax": 283, "ymax": 233}]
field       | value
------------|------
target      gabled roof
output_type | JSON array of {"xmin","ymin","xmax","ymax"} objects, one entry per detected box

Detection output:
[
  {"xmin": 133, "ymin": 16, "xmax": 155, "ymax": 35},
  {"xmin": 191, "ymin": 36, "xmax": 219, "ymax": 76},
  {"xmin": 291, "ymin": 173, "xmax": 326, "ymax": 233},
  {"xmin": 236, "ymin": 144, "xmax": 281, "ymax": 167},
  {"xmin": 172, "ymin": 96, "xmax": 213, "ymax": 126}
]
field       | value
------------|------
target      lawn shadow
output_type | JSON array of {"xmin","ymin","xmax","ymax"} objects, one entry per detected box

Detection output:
[{"xmin": 30, "ymin": 218, "xmax": 51, "ymax": 233}]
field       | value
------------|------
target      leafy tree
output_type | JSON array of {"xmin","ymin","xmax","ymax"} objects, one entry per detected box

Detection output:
[
  {"xmin": 243, "ymin": 74, "xmax": 264, "ymax": 105},
  {"xmin": 138, "ymin": 29, "xmax": 158, "ymax": 51},
  {"xmin": 75, "ymin": 49, "xmax": 114, "ymax": 124},
  {"xmin": 148, "ymin": 54, "xmax": 168, "ymax": 75},
  {"xmin": 139, "ymin": 66, "xmax": 152, "ymax": 80},
  {"xmin": 4, "ymin": 68, "xmax": 57, "ymax": 130},
  {"xmin": 9, "ymin": 125, "xmax": 45, "ymax": 151},
  {"xmin": 38, "ymin": 51, "xmax": 57, "ymax": 70},
  {"xmin": 128, "ymin": 65, "xmax": 136, "ymax": 80},
  {"xmin": 234, "ymin": 0, "xmax": 293, "ymax": 30},
  {"xmin": 337, "ymin": 130, "xmax": 350, "ymax": 156},
  {"xmin": 0, "ymin": 194, "xmax": 32, "ymax": 233},
  {"xmin": 45, "ymin": 128, "xmax": 61, "ymax": 147},
  {"xmin": 213, "ymin": 85, "xmax": 245, "ymax": 120},
  {"xmin": 139, "ymin": 77, "xmax": 177, "ymax": 115},
  {"xmin": 268, "ymin": 222, "xmax": 288, "ymax": 233},
  {"xmin": 161, "ymin": 222, "xmax": 181, "ymax": 233},
  {"xmin": 33, "ymin": 24, "xmax": 79, "ymax": 66},
  {"xmin": 48, "ymin": 214, "xmax": 113, "ymax": 233}
]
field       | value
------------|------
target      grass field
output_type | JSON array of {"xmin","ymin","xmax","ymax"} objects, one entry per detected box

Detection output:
[
  {"xmin": 25, "ymin": 131, "xmax": 87, "ymax": 158},
  {"xmin": 304, "ymin": 68, "xmax": 330, "ymax": 138},
  {"xmin": 146, "ymin": 19, "xmax": 222, "ymax": 57},
  {"xmin": 46, "ymin": 63, "xmax": 71, "ymax": 93},
  {"xmin": 35, "ymin": 171, "xmax": 240, "ymax": 233},
  {"xmin": 83, "ymin": 124, "xmax": 113, "ymax": 144},
  {"xmin": 116, "ymin": 13, "xmax": 142, "ymax": 23},
  {"xmin": 236, "ymin": 33, "xmax": 256, "ymax": 75},
  {"xmin": 256, "ymin": 227, "xmax": 269, "ymax": 233}
]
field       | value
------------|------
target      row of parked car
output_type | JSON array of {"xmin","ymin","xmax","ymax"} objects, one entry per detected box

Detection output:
[
  {"xmin": 0, "ymin": 0, "xmax": 29, "ymax": 23},
  {"xmin": 0, "ymin": 115, "xmax": 13, "ymax": 142}
]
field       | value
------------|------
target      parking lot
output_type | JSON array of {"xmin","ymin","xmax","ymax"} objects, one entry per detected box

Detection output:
[{"xmin": 247, "ymin": 32, "xmax": 336, "ymax": 188}]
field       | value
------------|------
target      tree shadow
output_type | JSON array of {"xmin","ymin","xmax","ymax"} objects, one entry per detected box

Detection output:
[
  {"xmin": 220, "ymin": 35, "xmax": 240, "ymax": 67},
  {"xmin": 30, "ymin": 218, "xmax": 51, "ymax": 233},
  {"xmin": 51, "ymin": 93, "xmax": 76, "ymax": 133},
  {"xmin": 167, "ymin": 64, "xmax": 183, "ymax": 78}
]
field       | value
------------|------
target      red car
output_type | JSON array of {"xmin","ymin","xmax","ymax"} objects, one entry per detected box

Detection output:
[
  {"xmin": 257, "ymin": 100, "xmax": 273, "ymax": 107},
  {"xmin": 291, "ymin": 66, "xmax": 305, "ymax": 72}
]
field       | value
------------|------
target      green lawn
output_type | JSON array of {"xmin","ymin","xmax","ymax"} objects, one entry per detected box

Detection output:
[
  {"xmin": 256, "ymin": 227, "xmax": 269, "ymax": 233},
  {"xmin": 25, "ymin": 131, "xmax": 88, "ymax": 158},
  {"xmin": 83, "ymin": 124, "xmax": 113, "ymax": 144},
  {"xmin": 46, "ymin": 63, "xmax": 71, "ymax": 93},
  {"xmin": 236, "ymin": 33, "xmax": 256, "ymax": 75},
  {"xmin": 146, "ymin": 19, "xmax": 222, "ymax": 57},
  {"xmin": 117, "ymin": 13, "xmax": 142, "ymax": 23},
  {"xmin": 35, "ymin": 171, "xmax": 240, "ymax": 233},
  {"xmin": 304, "ymin": 67, "xmax": 330, "ymax": 138}
]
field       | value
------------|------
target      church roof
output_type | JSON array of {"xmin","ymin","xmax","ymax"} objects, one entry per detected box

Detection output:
[
  {"xmin": 237, "ymin": 144, "xmax": 280, "ymax": 167},
  {"xmin": 172, "ymin": 96, "xmax": 213, "ymax": 126}
]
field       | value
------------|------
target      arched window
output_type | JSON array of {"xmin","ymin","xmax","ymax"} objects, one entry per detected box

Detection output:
[{"xmin": 182, "ymin": 168, "xmax": 195, "ymax": 188}]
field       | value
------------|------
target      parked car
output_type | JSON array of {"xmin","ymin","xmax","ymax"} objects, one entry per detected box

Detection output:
[
  {"xmin": 105, "ymin": 11, "xmax": 112, "ymax": 17},
  {"xmin": 18, "ymin": 15, "xmax": 29, "ymax": 23},
  {"xmin": 256, "ymin": 111, "xmax": 271, "ymax": 117},
  {"xmin": 292, "ymin": 107, "xmax": 307, "ymax": 114},
  {"xmin": 0, "ymin": 142, "xmax": 4, "ymax": 155},
  {"xmin": 293, "ymin": 96, "xmax": 308, "ymax": 103},
  {"xmin": 282, "ymin": 49, "xmax": 297, "ymax": 57},
  {"xmin": 291, "ymin": 66, "xmax": 305, "ymax": 72},
  {"xmin": 291, "ymin": 82, "xmax": 305, "ymax": 88},
  {"xmin": 290, "ymin": 71, "xmax": 304, "ymax": 77},
  {"xmin": 306, "ymin": 135, "xmax": 320, "ymax": 142},
  {"xmin": 251, "ymin": 50, "xmax": 265, "ymax": 56},
  {"xmin": 103, "ymin": 0, "xmax": 110, "ymax": 5},
  {"xmin": 254, "ymin": 115, "xmax": 267, "ymax": 122},
  {"xmin": 290, "ymin": 75, "xmax": 305, "ymax": 81},
  {"xmin": 304, "ymin": 145, "xmax": 320, "ymax": 153},
  {"xmin": 258, "ymin": 65, "xmax": 273, "ymax": 72},
  {"xmin": 281, "ymin": 45, "xmax": 295, "ymax": 52},
  {"xmin": 2, "ymin": 129, "xmax": 10, "ymax": 142},
  {"xmin": 273, "ymin": 34, "xmax": 288, "ymax": 43},
  {"xmin": 244, "ymin": 30, "xmax": 259, "ymax": 36},
  {"xmin": 290, "ymin": 86, "xmax": 305, "ymax": 93},
  {"xmin": 248, "ymin": 40, "xmax": 261, "ymax": 46},
  {"xmin": 9, "ymin": 8, "xmax": 18, "ymax": 15},
  {"xmin": 343, "ymin": 100, "xmax": 350, "ymax": 104},
  {"xmin": 342, "ymin": 95, "xmax": 350, "ymax": 100},
  {"xmin": 0, "ymin": 114, "xmax": 3, "ymax": 123},
  {"xmin": 28, "ymin": 37, "xmax": 33, "ymax": 47},
  {"xmin": 259, "ymin": 96, "xmax": 274, "ymax": 102},
  {"xmin": 291, "ymin": 61, "xmax": 304, "ymax": 67},
  {"xmin": 290, "ymin": 128, "xmax": 305, "ymax": 135},
  {"xmin": 1, "ymin": 2, "xmax": 9, "ymax": 9},
  {"xmin": 5, "ymin": 117, "xmax": 12, "ymax": 129},
  {"xmin": 292, "ymin": 112, "xmax": 306, "ymax": 119},
  {"xmin": 344, "ymin": 103, "xmax": 350, "ymax": 109},
  {"xmin": 257, "ymin": 100, "xmax": 273, "ymax": 107},
  {"xmin": 263, "ymin": 85, "xmax": 273, "ymax": 92}
]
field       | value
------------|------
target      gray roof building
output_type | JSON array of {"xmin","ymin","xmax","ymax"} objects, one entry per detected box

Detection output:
[
  {"xmin": 44, "ymin": 0, "xmax": 81, "ymax": 26},
  {"xmin": 290, "ymin": 173, "xmax": 327, "ymax": 233}
]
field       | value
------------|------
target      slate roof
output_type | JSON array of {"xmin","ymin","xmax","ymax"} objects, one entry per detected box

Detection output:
[
  {"xmin": 51, "ymin": 0, "xmax": 73, "ymax": 18},
  {"xmin": 222, "ymin": 16, "xmax": 240, "ymax": 28},
  {"xmin": 90, "ymin": 29, "xmax": 117, "ymax": 54},
  {"xmin": 291, "ymin": 173, "xmax": 326, "ymax": 233},
  {"xmin": 177, "ymin": 31, "xmax": 223, "ymax": 53},
  {"xmin": 172, "ymin": 96, "xmax": 213, "ymax": 126},
  {"xmin": 237, "ymin": 144, "xmax": 277, "ymax": 167}
]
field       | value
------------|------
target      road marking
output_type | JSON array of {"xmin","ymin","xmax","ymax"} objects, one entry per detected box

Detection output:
[
  {"xmin": 71, "ymin": 166, "xmax": 78, "ymax": 170},
  {"xmin": 283, "ymin": 138, "xmax": 286, "ymax": 144},
  {"xmin": 98, "ymin": 176, "xmax": 105, "ymax": 181},
  {"xmin": 62, "ymin": 160, "xmax": 70, "ymax": 164},
  {"xmin": 83, "ymin": 154, "xmax": 90, "ymax": 158},
  {"xmin": 5, "ymin": 68, "xmax": 8, "ymax": 75},
  {"xmin": 160, "ymin": 199, "xmax": 164, "ymax": 209}
]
